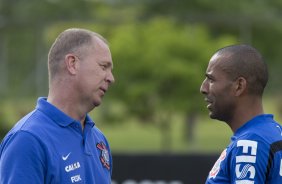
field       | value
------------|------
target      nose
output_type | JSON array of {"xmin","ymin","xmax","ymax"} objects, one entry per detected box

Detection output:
[
  {"xmin": 106, "ymin": 71, "xmax": 115, "ymax": 84},
  {"xmin": 200, "ymin": 78, "xmax": 208, "ymax": 94}
]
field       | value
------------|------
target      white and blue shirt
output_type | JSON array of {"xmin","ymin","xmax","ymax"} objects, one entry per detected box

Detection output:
[
  {"xmin": 206, "ymin": 114, "xmax": 282, "ymax": 183},
  {"xmin": 0, "ymin": 97, "xmax": 112, "ymax": 184}
]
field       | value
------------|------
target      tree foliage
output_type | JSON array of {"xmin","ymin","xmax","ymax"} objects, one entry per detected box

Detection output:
[
  {"xmin": 107, "ymin": 17, "xmax": 236, "ymax": 122},
  {"xmin": 1, "ymin": 0, "xmax": 282, "ymax": 134}
]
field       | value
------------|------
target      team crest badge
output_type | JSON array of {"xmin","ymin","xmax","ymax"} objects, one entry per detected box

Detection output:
[
  {"xmin": 209, "ymin": 149, "xmax": 227, "ymax": 179},
  {"xmin": 96, "ymin": 142, "xmax": 110, "ymax": 170}
]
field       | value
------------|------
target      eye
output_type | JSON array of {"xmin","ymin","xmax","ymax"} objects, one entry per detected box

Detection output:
[
  {"xmin": 206, "ymin": 75, "xmax": 214, "ymax": 83},
  {"xmin": 100, "ymin": 64, "xmax": 107, "ymax": 70},
  {"xmin": 208, "ymin": 78, "xmax": 214, "ymax": 83}
]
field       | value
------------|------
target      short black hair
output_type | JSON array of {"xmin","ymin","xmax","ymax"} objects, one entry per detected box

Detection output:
[{"xmin": 216, "ymin": 44, "xmax": 268, "ymax": 96}]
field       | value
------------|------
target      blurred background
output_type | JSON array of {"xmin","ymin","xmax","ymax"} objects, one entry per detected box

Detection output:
[{"xmin": 1, "ymin": 0, "xmax": 282, "ymax": 183}]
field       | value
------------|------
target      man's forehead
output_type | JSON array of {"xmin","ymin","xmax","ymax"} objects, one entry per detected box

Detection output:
[
  {"xmin": 207, "ymin": 56, "xmax": 227, "ymax": 74},
  {"xmin": 209, "ymin": 52, "xmax": 234, "ymax": 69},
  {"xmin": 210, "ymin": 51, "xmax": 233, "ymax": 62},
  {"xmin": 210, "ymin": 52, "xmax": 221, "ymax": 62},
  {"xmin": 208, "ymin": 55, "xmax": 221, "ymax": 70}
]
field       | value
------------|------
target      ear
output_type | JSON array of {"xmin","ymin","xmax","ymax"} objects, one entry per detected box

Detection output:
[
  {"xmin": 64, "ymin": 54, "xmax": 78, "ymax": 75},
  {"xmin": 233, "ymin": 77, "xmax": 247, "ymax": 96}
]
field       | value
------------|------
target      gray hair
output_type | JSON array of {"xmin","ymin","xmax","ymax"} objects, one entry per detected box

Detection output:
[{"xmin": 48, "ymin": 28, "xmax": 107, "ymax": 81}]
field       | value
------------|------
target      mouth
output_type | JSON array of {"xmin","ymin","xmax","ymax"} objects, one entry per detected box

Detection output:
[
  {"xmin": 99, "ymin": 87, "xmax": 107, "ymax": 95},
  {"xmin": 204, "ymin": 98, "xmax": 212, "ymax": 109}
]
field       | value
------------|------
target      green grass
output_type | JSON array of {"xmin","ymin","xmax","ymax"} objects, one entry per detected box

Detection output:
[
  {"xmin": 97, "ymin": 96, "xmax": 282, "ymax": 154},
  {"xmin": 1, "ymin": 96, "xmax": 281, "ymax": 154},
  {"xmin": 99, "ymin": 116, "xmax": 232, "ymax": 154}
]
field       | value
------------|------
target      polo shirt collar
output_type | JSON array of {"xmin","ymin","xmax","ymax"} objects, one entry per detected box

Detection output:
[
  {"xmin": 36, "ymin": 97, "xmax": 77, "ymax": 127},
  {"xmin": 85, "ymin": 115, "xmax": 95, "ymax": 127},
  {"xmin": 232, "ymin": 114, "xmax": 274, "ymax": 139}
]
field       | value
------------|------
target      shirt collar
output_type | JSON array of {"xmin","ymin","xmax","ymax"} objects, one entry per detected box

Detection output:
[
  {"xmin": 36, "ymin": 97, "xmax": 95, "ymax": 127},
  {"xmin": 233, "ymin": 114, "xmax": 274, "ymax": 138},
  {"xmin": 85, "ymin": 114, "xmax": 95, "ymax": 127}
]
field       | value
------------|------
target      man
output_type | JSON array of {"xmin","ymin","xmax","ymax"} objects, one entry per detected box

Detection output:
[
  {"xmin": 200, "ymin": 44, "xmax": 282, "ymax": 183},
  {"xmin": 0, "ymin": 28, "xmax": 115, "ymax": 183}
]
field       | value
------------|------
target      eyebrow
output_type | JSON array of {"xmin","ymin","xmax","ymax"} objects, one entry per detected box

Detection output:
[
  {"xmin": 205, "ymin": 73, "xmax": 212, "ymax": 78},
  {"xmin": 100, "ymin": 61, "xmax": 113, "ymax": 69},
  {"xmin": 206, "ymin": 73, "xmax": 216, "ymax": 80}
]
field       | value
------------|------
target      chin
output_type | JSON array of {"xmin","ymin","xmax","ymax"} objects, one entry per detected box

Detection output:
[
  {"xmin": 92, "ymin": 96, "xmax": 103, "ymax": 107},
  {"xmin": 210, "ymin": 115, "xmax": 216, "ymax": 119},
  {"xmin": 209, "ymin": 112, "xmax": 217, "ymax": 120},
  {"xmin": 93, "ymin": 100, "xmax": 102, "ymax": 107}
]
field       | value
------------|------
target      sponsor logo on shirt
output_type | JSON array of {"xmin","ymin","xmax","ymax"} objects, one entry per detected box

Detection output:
[
  {"xmin": 71, "ymin": 174, "xmax": 82, "ymax": 183},
  {"xmin": 235, "ymin": 140, "xmax": 257, "ymax": 183},
  {"xmin": 62, "ymin": 152, "xmax": 71, "ymax": 161},
  {"xmin": 97, "ymin": 142, "xmax": 110, "ymax": 170},
  {"xmin": 209, "ymin": 149, "xmax": 227, "ymax": 178},
  {"xmin": 65, "ymin": 162, "xmax": 81, "ymax": 172},
  {"xmin": 64, "ymin": 161, "xmax": 82, "ymax": 183}
]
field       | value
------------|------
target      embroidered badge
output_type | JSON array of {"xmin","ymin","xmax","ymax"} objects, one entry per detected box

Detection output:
[
  {"xmin": 209, "ymin": 149, "xmax": 227, "ymax": 179},
  {"xmin": 96, "ymin": 142, "xmax": 110, "ymax": 170}
]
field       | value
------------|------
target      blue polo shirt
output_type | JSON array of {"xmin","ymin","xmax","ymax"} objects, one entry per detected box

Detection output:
[
  {"xmin": 206, "ymin": 114, "xmax": 282, "ymax": 183},
  {"xmin": 0, "ymin": 97, "xmax": 112, "ymax": 184}
]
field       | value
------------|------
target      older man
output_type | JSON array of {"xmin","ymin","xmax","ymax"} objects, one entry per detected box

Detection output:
[{"xmin": 0, "ymin": 28, "xmax": 115, "ymax": 183}]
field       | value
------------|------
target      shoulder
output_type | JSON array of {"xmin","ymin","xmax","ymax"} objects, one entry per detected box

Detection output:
[
  {"xmin": 0, "ymin": 130, "xmax": 47, "ymax": 172},
  {"xmin": 226, "ymin": 130, "xmax": 282, "ymax": 182},
  {"xmin": 230, "ymin": 132, "xmax": 274, "ymax": 160},
  {"xmin": 1, "ymin": 129, "xmax": 47, "ymax": 155},
  {"xmin": 0, "ymin": 130, "xmax": 47, "ymax": 183},
  {"xmin": 0, "ymin": 109, "xmax": 56, "ymax": 155}
]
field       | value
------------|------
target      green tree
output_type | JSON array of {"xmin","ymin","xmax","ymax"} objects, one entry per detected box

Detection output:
[{"xmin": 107, "ymin": 17, "xmax": 236, "ymax": 147}]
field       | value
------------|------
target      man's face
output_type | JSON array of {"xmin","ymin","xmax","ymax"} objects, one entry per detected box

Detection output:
[
  {"xmin": 200, "ymin": 54, "xmax": 235, "ymax": 122},
  {"xmin": 76, "ymin": 37, "xmax": 115, "ymax": 108}
]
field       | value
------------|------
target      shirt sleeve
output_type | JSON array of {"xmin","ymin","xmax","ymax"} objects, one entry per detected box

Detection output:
[
  {"xmin": 229, "ymin": 136, "xmax": 270, "ymax": 183},
  {"xmin": 0, "ymin": 131, "xmax": 46, "ymax": 184}
]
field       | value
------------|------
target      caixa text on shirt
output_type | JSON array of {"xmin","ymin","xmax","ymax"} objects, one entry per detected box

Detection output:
[
  {"xmin": 64, "ymin": 161, "xmax": 82, "ymax": 183},
  {"xmin": 65, "ymin": 162, "xmax": 81, "ymax": 172}
]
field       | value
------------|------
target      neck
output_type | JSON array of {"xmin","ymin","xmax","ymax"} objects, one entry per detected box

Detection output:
[
  {"xmin": 47, "ymin": 88, "xmax": 87, "ymax": 130},
  {"xmin": 228, "ymin": 98, "xmax": 264, "ymax": 133}
]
